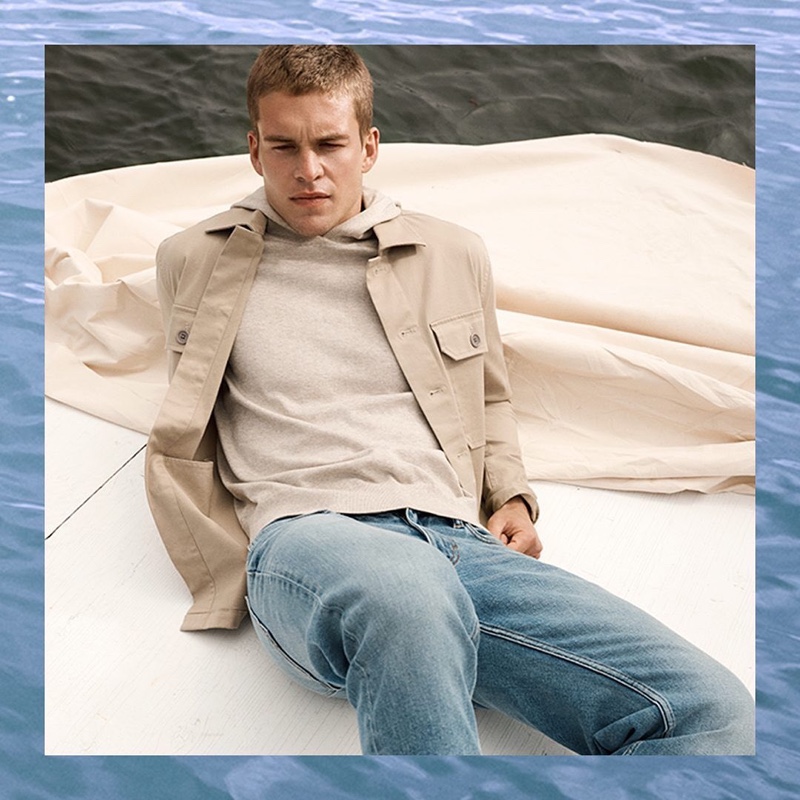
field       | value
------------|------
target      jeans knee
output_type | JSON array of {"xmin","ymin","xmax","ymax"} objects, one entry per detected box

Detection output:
[
  {"xmin": 701, "ymin": 672, "xmax": 753, "ymax": 744},
  {"xmin": 665, "ymin": 661, "xmax": 755, "ymax": 754}
]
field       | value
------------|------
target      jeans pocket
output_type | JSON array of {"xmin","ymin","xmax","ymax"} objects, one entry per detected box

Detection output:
[
  {"xmin": 245, "ymin": 597, "xmax": 341, "ymax": 698},
  {"xmin": 463, "ymin": 521, "xmax": 503, "ymax": 546}
]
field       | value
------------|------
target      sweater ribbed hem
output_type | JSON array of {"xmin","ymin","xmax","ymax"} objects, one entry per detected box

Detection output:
[{"xmin": 244, "ymin": 490, "xmax": 480, "ymax": 540}]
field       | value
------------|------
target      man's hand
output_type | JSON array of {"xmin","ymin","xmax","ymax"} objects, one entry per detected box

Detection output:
[{"xmin": 486, "ymin": 496, "xmax": 543, "ymax": 559}]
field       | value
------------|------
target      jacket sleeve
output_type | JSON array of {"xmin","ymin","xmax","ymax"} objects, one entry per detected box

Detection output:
[
  {"xmin": 154, "ymin": 233, "xmax": 186, "ymax": 381},
  {"xmin": 476, "ymin": 242, "xmax": 540, "ymax": 522},
  {"xmin": 146, "ymin": 226, "xmax": 252, "ymax": 631}
]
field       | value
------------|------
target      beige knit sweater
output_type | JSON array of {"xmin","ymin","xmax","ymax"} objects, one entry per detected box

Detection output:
[{"xmin": 213, "ymin": 188, "xmax": 478, "ymax": 538}]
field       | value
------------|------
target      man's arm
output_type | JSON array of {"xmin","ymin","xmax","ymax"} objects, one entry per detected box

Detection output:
[
  {"xmin": 475, "ymin": 241, "xmax": 542, "ymax": 557},
  {"xmin": 154, "ymin": 235, "xmax": 186, "ymax": 381}
]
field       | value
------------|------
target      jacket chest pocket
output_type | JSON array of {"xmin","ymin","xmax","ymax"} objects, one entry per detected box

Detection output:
[{"xmin": 430, "ymin": 310, "xmax": 487, "ymax": 448}]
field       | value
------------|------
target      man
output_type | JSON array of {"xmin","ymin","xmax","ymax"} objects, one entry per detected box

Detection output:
[{"xmin": 145, "ymin": 45, "xmax": 753, "ymax": 755}]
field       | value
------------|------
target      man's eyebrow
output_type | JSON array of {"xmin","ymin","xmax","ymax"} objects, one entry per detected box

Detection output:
[{"xmin": 261, "ymin": 132, "xmax": 351, "ymax": 143}]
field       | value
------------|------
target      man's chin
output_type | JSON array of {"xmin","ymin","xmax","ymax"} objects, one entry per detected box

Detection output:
[
  {"xmin": 288, "ymin": 217, "xmax": 335, "ymax": 238},
  {"xmin": 282, "ymin": 208, "xmax": 340, "ymax": 238}
]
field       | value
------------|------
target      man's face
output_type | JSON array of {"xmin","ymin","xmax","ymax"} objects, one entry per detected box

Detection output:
[{"xmin": 248, "ymin": 91, "xmax": 379, "ymax": 237}]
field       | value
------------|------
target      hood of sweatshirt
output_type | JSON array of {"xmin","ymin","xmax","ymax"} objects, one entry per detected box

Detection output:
[{"xmin": 233, "ymin": 186, "xmax": 401, "ymax": 242}]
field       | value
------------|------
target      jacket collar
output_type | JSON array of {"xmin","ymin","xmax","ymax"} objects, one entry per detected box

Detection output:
[
  {"xmin": 374, "ymin": 214, "xmax": 427, "ymax": 251},
  {"xmin": 203, "ymin": 205, "xmax": 424, "ymax": 250},
  {"xmin": 204, "ymin": 207, "xmax": 268, "ymax": 237}
]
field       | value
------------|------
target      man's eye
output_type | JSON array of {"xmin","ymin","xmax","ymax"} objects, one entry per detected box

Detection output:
[{"xmin": 273, "ymin": 145, "xmax": 294, "ymax": 152}]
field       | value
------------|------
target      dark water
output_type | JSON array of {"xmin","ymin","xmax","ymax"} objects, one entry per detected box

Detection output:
[
  {"xmin": 45, "ymin": 44, "xmax": 754, "ymax": 181},
  {"xmin": 3, "ymin": 3, "xmax": 800, "ymax": 800}
]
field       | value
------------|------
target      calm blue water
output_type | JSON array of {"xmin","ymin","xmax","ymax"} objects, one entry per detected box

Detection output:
[{"xmin": 4, "ymin": 1, "xmax": 800, "ymax": 798}]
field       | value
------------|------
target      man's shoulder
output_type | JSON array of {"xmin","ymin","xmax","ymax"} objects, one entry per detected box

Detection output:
[
  {"xmin": 158, "ymin": 206, "xmax": 265, "ymax": 261},
  {"xmin": 399, "ymin": 208, "xmax": 482, "ymax": 238},
  {"xmin": 380, "ymin": 208, "xmax": 487, "ymax": 253}
]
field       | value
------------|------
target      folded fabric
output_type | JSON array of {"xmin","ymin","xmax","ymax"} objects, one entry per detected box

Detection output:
[{"xmin": 45, "ymin": 134, "xmax": 754, "ymax": 493}]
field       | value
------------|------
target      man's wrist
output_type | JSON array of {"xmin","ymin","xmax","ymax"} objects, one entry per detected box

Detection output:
[
  {"xmin": 500, "ymin": 495, "xmax": 530, "ymax": 516},
  {"xmin": 506, "ymin": 493, "xmax": 539, "ymax": 524}
]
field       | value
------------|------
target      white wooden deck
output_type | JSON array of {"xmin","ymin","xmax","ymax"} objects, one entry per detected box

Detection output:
[{"xmin": 44, "ymin": 398, "xmax": 754, "ymax": 756}]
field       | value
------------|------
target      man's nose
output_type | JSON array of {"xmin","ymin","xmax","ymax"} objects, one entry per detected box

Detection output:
[{"xmin": 294, "ymin": 149, "xmax": 323, "ymax": 182}]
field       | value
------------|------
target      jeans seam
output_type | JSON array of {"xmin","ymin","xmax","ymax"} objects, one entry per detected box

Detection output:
[
  {"xmin": 479, "ymin": 622, "xmax": 676, "ymax": 739},
  {"xmin": 403, "ymin": 512, "xmax": 461, "ymax": 564},
  {"xmin": 469, "ymin": 619, "xmax": 480, "ymax": 645},
  {"xmin": 347, "ymin": 641, "xmax": 379, "ymax": 752},
  {"xmin": 248, "ymin": 566, "xmax": 328, "ymax": 599},
  {"xmin": 251, "ymin": 566, "xmax": 416, "ymax": 720},
  {"xmin": 618, "ymin": 740, "xmax": 644, "ymax": 755},
  {"xmin": 248, "ymin": 570, "xmax": 347, "ymax": 693}
]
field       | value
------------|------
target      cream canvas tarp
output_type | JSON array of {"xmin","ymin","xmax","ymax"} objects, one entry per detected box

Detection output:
[{"xmin": 44, "ymin": 134, "xmax": 754, "ymax": 494}]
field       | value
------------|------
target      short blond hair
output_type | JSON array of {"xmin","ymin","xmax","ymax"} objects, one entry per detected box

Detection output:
[{"xmin": 246, "ymin": 45, "xmax": 373, "ymax": 139}]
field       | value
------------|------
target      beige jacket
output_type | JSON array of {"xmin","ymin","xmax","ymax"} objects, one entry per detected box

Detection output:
[{"xmin": 145, "ymin": 203, "xmax": 538, "ymax": 631}]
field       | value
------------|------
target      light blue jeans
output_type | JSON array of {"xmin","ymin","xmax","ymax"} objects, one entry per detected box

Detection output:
[{"xmin": 245, "ymin": 509, "xmax": 754, "ymax": 755}]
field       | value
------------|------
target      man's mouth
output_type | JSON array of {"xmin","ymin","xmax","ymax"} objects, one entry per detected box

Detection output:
[{"xmin": 291, "ymin": 193, "xmax": 329, "ymax": 204}]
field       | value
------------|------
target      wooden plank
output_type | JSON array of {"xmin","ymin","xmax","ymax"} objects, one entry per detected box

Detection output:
[
  {"xmin": 44, "ymin": 447, "xmax": 356, "ymax": 755},
  {"xmin": 45, "ymin": 398, "xmax": 147, "ymax": 536}
]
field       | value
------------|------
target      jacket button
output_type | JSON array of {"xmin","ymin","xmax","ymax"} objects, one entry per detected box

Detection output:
[
  {"xmin": 470, "ymin": 333, "xmax": 481, "ymax": 348},
  {"xmin": 176, "ymin": 329, "xmax": 189, "ymax": 345}
]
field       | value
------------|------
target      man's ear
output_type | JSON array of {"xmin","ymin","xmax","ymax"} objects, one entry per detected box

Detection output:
[
  {"xmin": 248, "ymin": 130, "xmax": 264, "ymax": 177},
  {"xmin": 362, "ymin": 127, "xmax": 380, "ymax": 174}
]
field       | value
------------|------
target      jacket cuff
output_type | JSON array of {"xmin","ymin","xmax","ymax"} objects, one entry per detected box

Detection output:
[
  {"xmin": 486, "ymin": 487, "xmax": 540, "ymax": 524},
  {"xmin": 180, "ymin": 605, "xmax": 248, "ymax": 631}
]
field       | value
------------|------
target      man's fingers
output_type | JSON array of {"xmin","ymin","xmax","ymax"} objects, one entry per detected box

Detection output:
[
  {"xmin": 507, "ymin": 531, "xmax": 543, "ymax": 559},
  {"xmin": 485, "ymin": 519, "xmax": 502, "ymax": 537}
]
